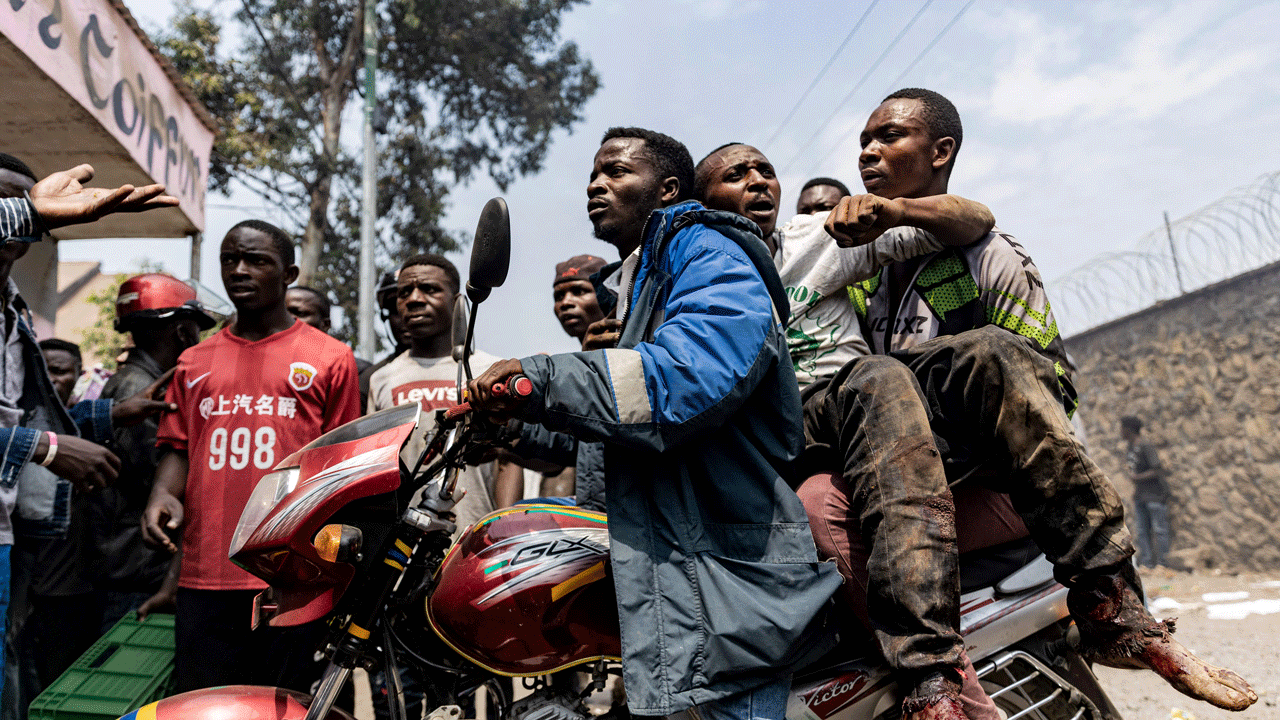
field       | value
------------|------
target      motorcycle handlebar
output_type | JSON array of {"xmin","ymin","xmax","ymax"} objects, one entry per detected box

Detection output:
[{"xmin": 444, "ymin": 374, "xmax": 532, "ymax": 420}]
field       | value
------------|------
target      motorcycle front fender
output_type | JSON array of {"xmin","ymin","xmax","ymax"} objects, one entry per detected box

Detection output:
[{"xmin": 118, "ymin": 685, "xmax": 355, "ymax": 720}]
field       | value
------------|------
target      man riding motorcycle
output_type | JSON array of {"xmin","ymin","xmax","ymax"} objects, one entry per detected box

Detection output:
[{"xmin": 468, "ymin": 127, "xmax": 841, "ymax": 720}]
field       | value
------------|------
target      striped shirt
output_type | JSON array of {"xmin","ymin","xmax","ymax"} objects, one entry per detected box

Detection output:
[{"xmin": 0, "ymin": 197, "xmax": 41, "ymax": 241}]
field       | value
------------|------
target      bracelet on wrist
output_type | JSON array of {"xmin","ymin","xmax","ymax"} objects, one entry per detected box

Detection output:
[{"xmin": 38, "ymin": 431, "xmax": 58, "ymax": 467}]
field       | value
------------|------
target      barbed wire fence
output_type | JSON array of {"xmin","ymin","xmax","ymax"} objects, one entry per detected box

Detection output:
[{"xmin": 1051, "ymin": 170, "xmax": 1280, "ymax": 336}]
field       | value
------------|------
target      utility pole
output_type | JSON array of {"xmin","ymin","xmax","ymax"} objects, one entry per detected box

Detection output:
[
  {"xmin": 357, "ymin": 0, "xmax": 378, "ymax": 359},
  {"xmin": 188, "ymin": 230, "xmax": 202, "ymax": 283},
  {"xmin": 1164, "ymin": 210, "xmax": 1186, "ymax": 295}
]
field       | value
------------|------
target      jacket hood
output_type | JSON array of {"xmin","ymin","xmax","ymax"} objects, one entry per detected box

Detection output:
[{"xmin": 640, "ymin": 201, "xmax": 791, "ymax": 325}]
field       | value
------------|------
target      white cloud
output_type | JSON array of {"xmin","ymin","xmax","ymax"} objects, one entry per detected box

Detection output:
[
  {"xmin": 981, "ymin": 2, "xmax": 1277, "ymax": 125},
  {"xmin": 673, "ymin": 0, "xmax": 766, "ymax": 21}
]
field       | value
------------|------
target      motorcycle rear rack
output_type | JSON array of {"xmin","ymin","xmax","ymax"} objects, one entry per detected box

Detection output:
[{"xmin": 974, "ymin": 650, "xmax": 1101, "ymax": 720}]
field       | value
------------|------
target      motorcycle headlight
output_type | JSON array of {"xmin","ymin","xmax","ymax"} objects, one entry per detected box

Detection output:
[{"xmin": 229, "ymin": 466, "xmax": 300, "ymax": 557}]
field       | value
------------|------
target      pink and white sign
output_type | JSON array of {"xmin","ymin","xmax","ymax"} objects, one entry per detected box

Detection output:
[{"xmin": 0, "ymin": 0, "xmax": 213, "ymax": 230}]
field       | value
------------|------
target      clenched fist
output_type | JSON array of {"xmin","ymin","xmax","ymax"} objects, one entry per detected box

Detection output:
[{"xmin": 824, "ymin": 194, "xmax": 906, "ymax": 248}]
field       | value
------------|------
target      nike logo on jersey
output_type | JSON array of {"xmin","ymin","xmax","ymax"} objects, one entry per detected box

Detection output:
[{"xmin": 186, "ymin": 371, "xmax": 212, "ymax": 389}]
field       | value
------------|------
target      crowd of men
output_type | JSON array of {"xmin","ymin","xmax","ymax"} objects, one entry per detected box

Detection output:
[{"xmin": 0, "ymin": 85, "xmax": 1259, "ymax": 720}]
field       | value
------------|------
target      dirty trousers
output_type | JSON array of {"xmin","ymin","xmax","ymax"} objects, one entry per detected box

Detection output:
[{"xmin": 799, "ymin": 327, "xmax": 1137, "ymax": 686}]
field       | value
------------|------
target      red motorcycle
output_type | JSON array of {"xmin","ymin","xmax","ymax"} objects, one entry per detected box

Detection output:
[{"xmin": 125, "ymin": 199, "xmax": 1124, "ymax": 720}]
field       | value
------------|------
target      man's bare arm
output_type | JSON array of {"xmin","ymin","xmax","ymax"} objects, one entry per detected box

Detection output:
[
  {"xmin": 142, "ymin": 450, "xmax": 189, "ymax": 553},
  {"xmin": 825, "ymin": 194, "xmax": 994, "ymax": 248},
  {"xmin": 894, "ymin": 194, "xmax": 994, "ymax": 247}
]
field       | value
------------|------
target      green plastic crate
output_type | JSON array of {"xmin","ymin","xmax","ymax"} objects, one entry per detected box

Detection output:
[{"xmin": 29, "ymin": 613, "xmax": 176, "ymax": 720}]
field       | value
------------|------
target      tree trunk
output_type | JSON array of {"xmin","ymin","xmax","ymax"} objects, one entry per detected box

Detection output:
[{"xmin": 296, "ymin": 1, "xmax": 364, "ymax": 283}]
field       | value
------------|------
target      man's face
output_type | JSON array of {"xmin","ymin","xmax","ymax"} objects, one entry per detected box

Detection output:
[
  {"xmin": 0, "ymin": 169, "xmax": 34, "ymax": 265},
  {"xmin": 397, "ymin": 264, "xmax": 455, "ymax": 342},
  {"xmin": 553, "ymin": 279, "xmax": 604, "ymax": 340},
  {"xmin": 587, "ymin": 138, "xmax": 668, "ymax": 252},
  {"xmin": 859, "ymin": 98, "xmax": 950, "ymax": 200},
  {"xmin": 286, "ymin": 288, "xmax": 330, "ymax": 332},
  {"xmin": 42, "ymin": 349, "xmax": 80, "ymax": 406},
  {"xmin": 174, "ymin": 318, "xmax": 202, "ymax": 352},
  {"xmin": 698, "ymin": 145, "xmax": 781, "ymax": 237},
  {"xmin": 220, "ymin": 228, "xmax": 297, "ymax": 313},
  {"xmin": 796, "ymin": 184, "xmax": 845, "ymax": 216}
]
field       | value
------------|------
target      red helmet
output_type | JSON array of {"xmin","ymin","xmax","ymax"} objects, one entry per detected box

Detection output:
[{"xmin": 115, "ymin": 274, "xmax": 217, "ymax": 332}]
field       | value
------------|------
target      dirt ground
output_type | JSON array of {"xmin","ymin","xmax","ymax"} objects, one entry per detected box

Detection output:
[
  {"xmin": 354, "ymin": 567, "xmax": 1280, "ymax": 720},
  {"xmin": 1094, "ymin": 567, "xmax": 1280, "ymax": 720}
]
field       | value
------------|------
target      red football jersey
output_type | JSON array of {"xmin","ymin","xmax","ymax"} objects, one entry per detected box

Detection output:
[{"xmin": 157, "ymin": 320, "xmax": 360, "ymax": 590}]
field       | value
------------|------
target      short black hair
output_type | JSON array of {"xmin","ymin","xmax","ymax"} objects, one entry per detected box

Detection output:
[
  {"xmin": 693, "ymin": 142, "xmax": 747, "ymax": 200},
  {"xmin": 602, "ymin": 127, "xmax": 695, "ymax": 202},
  {"xmin": 39, "ymin": 338, "xmax": 81, "ymax": 363},
  {"xmin": 1120, "ymin": 416, "xmax": 1143, "ymax": 433},
  {"xmin": 0, "ymin": 153, "xmax": 36, "ymax": 182},
  {"xmin": 228, "ymin": 219, "xmax": 295, "ymax": 266},
  {"xmin": 801, "ymin": 177, "xmax": 851, "ymax": 197},
  {"xmin": 288, "ymin": 285, "xmax": 331, "ymax": 316},
  {"xmin": 400, "ymin": 253, "xmax": 460, "ymax": 294},
  {"xmin": 883, "ymin": 88, "xmax": 963, "ymax": 156}
]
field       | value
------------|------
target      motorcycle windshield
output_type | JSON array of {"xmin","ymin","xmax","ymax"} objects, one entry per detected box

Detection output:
[
  {"xmin": 231, "ymin": 403, "xmax": 422, "ymax": 557},
  {"xmin": 299, "ymin": 402, "xmax": 422, "ymax": 452}
]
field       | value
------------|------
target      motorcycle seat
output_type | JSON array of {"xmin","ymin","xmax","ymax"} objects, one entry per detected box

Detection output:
[
  {"xmin": 958, "ymin": 535, "xmax": 1041, "ymax": 593},
  {"xmin": 993, "ymin": 552, "xmax": 1055, "ymax": 596}
]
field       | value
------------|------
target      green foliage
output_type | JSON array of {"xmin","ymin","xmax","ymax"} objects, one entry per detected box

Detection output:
[
  {"xmin": 156, "ymin": 0, "xmax": 600, "ymax": 346},
  {"xmin": 78, "ymin": 275, "xmax": 129, "ymax": 370}
]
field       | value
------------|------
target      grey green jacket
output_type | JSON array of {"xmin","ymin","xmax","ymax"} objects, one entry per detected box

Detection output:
[{"xmin": 516, "ymin": 201, "xmax": 841, "ymax": 715}]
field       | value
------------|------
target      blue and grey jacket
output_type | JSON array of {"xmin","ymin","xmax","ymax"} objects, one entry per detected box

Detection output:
[
  {"xmin": 2, "ymin": 200, "xmax": 114, "ymax": 538},
  {"xmin": 515, "ymin": 201, "xmax": 841, "ymax": 715}
]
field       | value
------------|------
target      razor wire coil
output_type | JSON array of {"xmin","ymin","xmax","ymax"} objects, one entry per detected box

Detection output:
[{"xmin": 1051, "ymin": 170, "xmax": 1280, "ymax": 335}]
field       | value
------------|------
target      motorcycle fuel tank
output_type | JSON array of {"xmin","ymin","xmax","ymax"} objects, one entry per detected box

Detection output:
[{"xmin": 427, "ymin": 505, "xmax": 621, "ymax": 676}]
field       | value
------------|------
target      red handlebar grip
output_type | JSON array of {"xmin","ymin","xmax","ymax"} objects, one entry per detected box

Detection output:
[
  {"xmin": 444, "ymin": 402, "xmax": 471, "ymax": 420},
  {"xmin": 492, "ymin": 375, "xmax": 533, "ymax": 398}
]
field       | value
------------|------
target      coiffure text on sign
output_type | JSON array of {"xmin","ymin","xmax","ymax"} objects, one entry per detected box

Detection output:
[{"xmin": 0, "ymin": 0, "xmax": 214, "ymax": 230}]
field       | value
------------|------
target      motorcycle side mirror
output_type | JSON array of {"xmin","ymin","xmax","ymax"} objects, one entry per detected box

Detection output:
[
  {"xmin": 450, "ymin": 295, "xmax": 470, "ymax": 363},
  {"xmin": 456, "ymin": 197, "xmax": 508, "ymax": 386},
  {"xmin": 466, "ymin": 197, "xmax": 510, "ymax": 305}
]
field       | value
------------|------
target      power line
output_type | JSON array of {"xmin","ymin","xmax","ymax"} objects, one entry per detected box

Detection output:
[
  {"xmin": 760, "ymin": 0, "xmax": 881, "ymax": 151},
  {"xmin": 779, "ymin": 0, "xmax": 935, "ymax": 174},
  {"xmin": 806, "ymin": 0, "xmax": 976, "ymax": 175}
]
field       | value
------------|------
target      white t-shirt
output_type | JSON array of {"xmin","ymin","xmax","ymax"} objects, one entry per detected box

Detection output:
[
  {"xmin": 774, "ymin": 212, "xmax": 944, "ymax": 388},
  {"xmin": 368, "ymin": 349, "xmax": 501, "ymax": 533},
  {"xmin": 603, "ymin": 247, "xmax": 640, "ymax": 321}
]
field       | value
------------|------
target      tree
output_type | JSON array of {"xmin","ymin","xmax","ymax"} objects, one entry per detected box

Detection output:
[
  {"xmin": 157, "ymin": 0, "xmax": 599, "ymax": 343},
  {"xmin": 78, "ymin": 274, "xmax": 130, "ymax": 370}
]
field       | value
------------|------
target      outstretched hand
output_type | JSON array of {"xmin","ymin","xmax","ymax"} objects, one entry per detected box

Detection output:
[
  {"xmin": 824, "ymin": 194, "xmax": 906, "ymax": 248},
  {"xmin": 29, "ymin": 164, "xmax": 179, "ymax": 229},
  {"xmin": 111, "ymin": 367, "xmax": 177, "ymax": 427}
]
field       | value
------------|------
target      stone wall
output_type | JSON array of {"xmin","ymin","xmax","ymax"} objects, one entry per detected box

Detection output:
[{"xmin": 1064, "ymin": 260, "xmax": 1280, "ymax": 571}]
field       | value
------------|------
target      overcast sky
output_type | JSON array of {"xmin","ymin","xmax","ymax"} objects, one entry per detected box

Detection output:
[{"xmin": 62, "ymin": 0, "xmax": 1280, "ymax": 358}]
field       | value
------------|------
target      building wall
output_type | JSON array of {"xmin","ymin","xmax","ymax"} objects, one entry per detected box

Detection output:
[
  {"xmin": 11, "ymin": 237, "xmax": 57, "ymax": 337},
  {"xmin": 1064, "ymin": 260, "xmax": 1280, "ymax": 571}
]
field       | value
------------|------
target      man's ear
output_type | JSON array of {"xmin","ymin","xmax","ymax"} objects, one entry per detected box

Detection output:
[
  {"xmin": 659, "ymin": 176, "xmax": 682, "ymax": 205},
  {"xmin": 931, "ymin": 137, "xmax": 956, "ymax": 172},
  {"xmin": 283, "ymin": 264, "xmax": 300, "ymax": 287}
]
